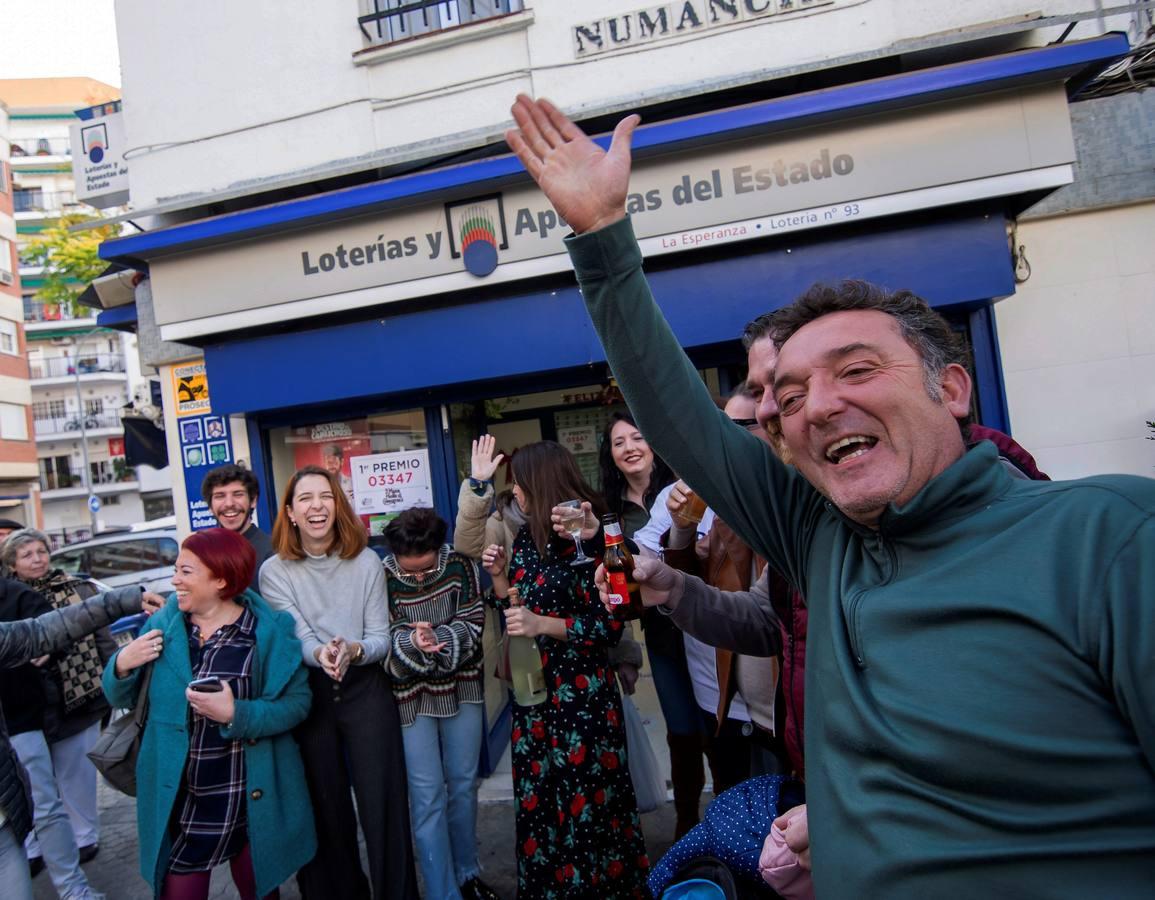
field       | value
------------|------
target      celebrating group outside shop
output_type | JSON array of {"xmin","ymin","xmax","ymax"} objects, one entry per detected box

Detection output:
[{"xmin": 0, "ymin": 92, "xmax": 1151, "ymax": 900}]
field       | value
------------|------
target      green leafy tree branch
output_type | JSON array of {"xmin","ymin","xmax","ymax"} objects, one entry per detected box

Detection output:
[{"xmin": 23, "ymin": 214, "xmax": 120, "ymax": 315}]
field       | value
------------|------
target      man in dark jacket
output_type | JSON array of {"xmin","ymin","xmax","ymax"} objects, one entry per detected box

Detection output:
[{"xmin": 0, "ymin": 580, "xmax": 142, "ymax": 900}]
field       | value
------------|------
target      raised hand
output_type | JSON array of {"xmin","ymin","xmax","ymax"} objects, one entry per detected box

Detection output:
[
  {"xmin": 470, "ymin": 435, "xmax": 504, "ymax": 482},
  {"xmin": 550, "ymin": 500, "xmax": 599, "ymax": 540},
  {"xmin": 481, "ymin": 544, "xmax": 507, "ymax": 576},
  {"xmin": 666, "ymin": 480, "xmax": 696, "ymax": 529},
  {"xmin": 506, "ymin": 94, "xmax": 639, "ymax": 235},
  {"xmin": 482, "ymin": 544, "xmax": 510, "ymax": 598}
]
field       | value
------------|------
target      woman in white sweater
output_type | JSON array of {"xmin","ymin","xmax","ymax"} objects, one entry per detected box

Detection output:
[{"xmin": 259, "ymin": 465, "xmax": 417, "ymax": 900}]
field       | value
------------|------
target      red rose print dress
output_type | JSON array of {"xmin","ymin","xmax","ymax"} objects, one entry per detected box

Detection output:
[{"xmin": 500, "ymin": 525, "xmax": 649, "ymax": 898}]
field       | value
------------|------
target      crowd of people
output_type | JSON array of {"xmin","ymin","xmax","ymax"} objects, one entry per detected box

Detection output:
[{"xmin": 0, "ymin": 90, "xmax": 1151, "ymax": 900}]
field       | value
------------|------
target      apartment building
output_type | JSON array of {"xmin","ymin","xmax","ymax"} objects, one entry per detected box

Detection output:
[
  {"xmin": 0, "ymin": 97, "xmax": 39, "ymax": 528},
  {"xmin": 0, "ymin": 77, "xmax": 171, "ymax": 545}
]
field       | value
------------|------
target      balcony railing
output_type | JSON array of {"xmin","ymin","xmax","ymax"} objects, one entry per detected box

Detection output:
[
  {"xmin": 40, "ymin": 465, "xmax": 135, "ymax": 493},
  {"xmin": 22, "ymin": 300, "xmax": 89, "ymax": 323},
  {"xmin": 359, "ymin": 0, "xmax": 521, "ymax": 45},
  {"xmin": 29, "ymin": 354, "xmax": 126, "ymax": 379},
  {"xmin": 9, "ymin": 138, "xmax": 72, "ymax": 158},
  {"xmin": 40, "ymin": 471, "xmax": 79, "ymax": 491},
  {"xmin": 33, "ymin": 411, "xmax": 122, "ymax": 435},
  {"xmin": 14, "ymin": 190, "xmax": 80, "ymax": 213}
]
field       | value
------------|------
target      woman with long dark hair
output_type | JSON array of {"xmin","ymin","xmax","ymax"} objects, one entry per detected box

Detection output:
[
  {"xmin": 599, "ymin": 411, "xmax": 704, "ymax": 840},
  {"xmin": 482, "ymin": 441, "xmax": 648, "ymax": 898},
  {"xmin": 104, "ymin": 527, "xmax": 314, "ymax": 899},
  {"xmin": 260, "ymin": 466, "xmax": 417, "ymax": 900},
  {"xmin": 598, "ymin": 411, "xmax": 674, "ymax": 539}
]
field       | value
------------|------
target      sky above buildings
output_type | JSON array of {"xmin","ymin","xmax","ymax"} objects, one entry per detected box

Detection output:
[{"xmin": 1, "ymin": 0, "xmax": 121, "ymax": 87}]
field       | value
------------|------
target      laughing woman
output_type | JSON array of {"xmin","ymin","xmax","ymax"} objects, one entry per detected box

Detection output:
[
  {"xmin": 104, "ymin": 527, "xmax": 314, "ymax": 900},
  {"xmin": 260, "ymin": 465, "xmax": 417, "ymax": 900}
]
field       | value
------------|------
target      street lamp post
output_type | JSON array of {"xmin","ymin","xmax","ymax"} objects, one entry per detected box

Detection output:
[{"xmin": 71, "ymin": 327, "xmax": 103, "ymax": 537}]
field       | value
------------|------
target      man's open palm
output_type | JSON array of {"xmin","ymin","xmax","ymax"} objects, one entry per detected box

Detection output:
[{"xmin": 506, "ymin": 94, "xmax": 639, "ymax": 235}]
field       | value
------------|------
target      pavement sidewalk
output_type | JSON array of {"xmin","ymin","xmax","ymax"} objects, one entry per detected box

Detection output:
[{"xmin": 34, "ymin": 660, "xmax": 692, "ymax": 898}]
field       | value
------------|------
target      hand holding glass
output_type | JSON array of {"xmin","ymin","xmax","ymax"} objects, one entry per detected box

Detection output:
[{"xmin": 558, "ymin": 500, "xmax": 593, "ymax": 566}]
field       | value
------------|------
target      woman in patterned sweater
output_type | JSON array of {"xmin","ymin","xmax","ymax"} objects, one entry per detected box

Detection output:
[{"xmin": 382, "ymin": 507, "xmax": 498, "ymax": 900}]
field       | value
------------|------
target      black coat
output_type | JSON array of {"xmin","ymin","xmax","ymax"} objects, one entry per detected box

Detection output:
[
  {"xmin": 0, "ymin": 581, "xmax": 55, "ymax": 736},
  {"xmin": 0, "ymin": 580, "xmax": 143, "ymax": 842}
]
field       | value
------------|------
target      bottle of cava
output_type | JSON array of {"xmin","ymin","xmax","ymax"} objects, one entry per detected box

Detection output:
[{"xmin": 507, "ymin": 586, "xmax": 547, "ymax": 707}]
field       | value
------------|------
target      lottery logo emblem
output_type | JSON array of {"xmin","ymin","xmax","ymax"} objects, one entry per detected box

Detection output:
[
  {"xmin": 81, "ymin": 123, "xmax": 110, "ymax": 164},
  {"xmin": 445, "ymin": 195, "xmax": 509, "ymax": 278}
]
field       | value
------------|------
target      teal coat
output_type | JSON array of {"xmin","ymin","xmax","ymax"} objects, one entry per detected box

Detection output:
[{"xmin": 103, "ymin": 590, "xmax": 316, "ymax": 897}]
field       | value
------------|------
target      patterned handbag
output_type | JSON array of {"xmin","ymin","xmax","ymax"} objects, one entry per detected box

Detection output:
[{"xmin": 87, "ymin": 664, "xmax": 153, "ymax": 796}]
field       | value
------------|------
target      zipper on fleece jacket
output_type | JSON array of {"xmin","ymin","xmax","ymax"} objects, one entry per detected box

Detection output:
[{"xmin": 845, "ymin": 532, "xmax": 898, "ymax": 669}]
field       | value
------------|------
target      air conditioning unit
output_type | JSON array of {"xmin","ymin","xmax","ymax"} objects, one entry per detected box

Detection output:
[
  {"xmin": 50, "ymin": 337, "xmax": 72, "ymax": 346},
  {"xmin": 0, "ymin": 269, "xmax": 13, "ymax": 285}
]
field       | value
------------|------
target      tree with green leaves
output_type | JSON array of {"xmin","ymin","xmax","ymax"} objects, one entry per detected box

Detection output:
[{"xmin": 23, "ymin": 213, "xmax": 121, "ymax": 316}]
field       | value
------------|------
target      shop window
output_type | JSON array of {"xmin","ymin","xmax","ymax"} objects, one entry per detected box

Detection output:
[{"xmin": 268, "ymin": 409, "xmax": 429, "ymax": 538}]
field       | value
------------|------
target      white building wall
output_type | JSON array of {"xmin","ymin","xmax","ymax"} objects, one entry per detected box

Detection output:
[
  {"xmin": 113, "ymin": 0, "xmax": 1127, "ymax": 209},
  {"xmin": 995, "ymin": 202, "xmax": 1155, "ymax": 480}
]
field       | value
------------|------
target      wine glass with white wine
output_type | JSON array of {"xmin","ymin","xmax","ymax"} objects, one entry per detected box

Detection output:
[{"xmin": 558, "ymin": 499, "xmax": 593, "ymax": 566}]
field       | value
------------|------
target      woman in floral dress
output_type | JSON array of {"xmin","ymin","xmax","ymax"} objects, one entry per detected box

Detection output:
[{"xmin": 483, "ymin": 440, "xmax": 649, "ymax": 899}]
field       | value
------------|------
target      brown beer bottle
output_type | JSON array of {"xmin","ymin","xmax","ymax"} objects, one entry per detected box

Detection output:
[{"xmin": 601, "ymin": 514, "xmax": 645, "ymax": 621}]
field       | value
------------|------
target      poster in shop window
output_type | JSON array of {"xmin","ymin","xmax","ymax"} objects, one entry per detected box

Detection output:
[
  {"xmin": 290, "ymin": 422, "xmax": 371, "ymax": 507},
  {"xmin": 350, "ymin": 448, "xmax": 433, "ymax": 517}
]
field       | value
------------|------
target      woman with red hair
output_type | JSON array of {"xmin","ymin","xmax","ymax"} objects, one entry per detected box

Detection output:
[{"xmin": 105, "ymin": 527, "xmax": 315, "ymax": 899}]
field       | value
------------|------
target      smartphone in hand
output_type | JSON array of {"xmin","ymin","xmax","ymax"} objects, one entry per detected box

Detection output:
[{"xmin": 189, "ymin": 677, "xmax": 224, "ymax": 693}]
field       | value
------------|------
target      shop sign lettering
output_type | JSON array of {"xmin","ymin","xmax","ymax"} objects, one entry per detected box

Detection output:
[{"xmin": 573, "ymin": 0, "xmax": 851, "ymax": 57}]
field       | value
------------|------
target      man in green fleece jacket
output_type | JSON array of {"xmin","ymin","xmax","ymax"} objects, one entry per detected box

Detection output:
[{"xmin": 506, "ymin": 95, "xmax": 1155, "ymax": 897}]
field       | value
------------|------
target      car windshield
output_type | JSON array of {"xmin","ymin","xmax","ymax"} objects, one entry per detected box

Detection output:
[{"xmin": 52, "ymin": 548, "xmax": 88, "ymax": 575}]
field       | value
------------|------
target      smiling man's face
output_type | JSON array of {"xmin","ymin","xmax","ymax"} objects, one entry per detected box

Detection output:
[
  {"xmin": 772, "ymin": 309, "xmax": 971, "ymax": 526},
  {"xmin": 209, "ymin": 481, "xmax": 254, "ymax": 533}
]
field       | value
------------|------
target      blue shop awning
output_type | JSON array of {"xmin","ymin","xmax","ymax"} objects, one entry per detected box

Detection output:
[{"xmin": 100, "ymin": 33, "xmax": 1128, "ymax": 268}]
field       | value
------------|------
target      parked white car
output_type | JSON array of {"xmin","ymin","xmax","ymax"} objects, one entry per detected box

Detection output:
[{"xmin": 51, "ymin": 526, "xmax": 179, "ymax": 596}]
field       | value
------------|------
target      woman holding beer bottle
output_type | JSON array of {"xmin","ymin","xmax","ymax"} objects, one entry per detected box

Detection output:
[{"xmin": 480, "ymin": 440, "xmax": 648, "ymax": 898}]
